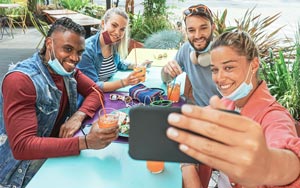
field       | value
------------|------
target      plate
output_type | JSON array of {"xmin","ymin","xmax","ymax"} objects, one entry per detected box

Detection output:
[{"xmin": 119, "ymin": 132, "xmax": 129, "ymax": 137}]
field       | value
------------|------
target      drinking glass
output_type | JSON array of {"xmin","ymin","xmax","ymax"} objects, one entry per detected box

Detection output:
[
  {"xmin": 146, "ymin": 161, "xmax": 164, "ymax": 174},
  {"xmin": 133, "ymin": 64, "xmax": 146, "ymax": 82},
  {"xmin": 98, "ymin": 108, "xmax": 120, "ymax": 128},
  {"xmin": 167, "ymin": 80, "xmax": 181, "ymax": 103}
]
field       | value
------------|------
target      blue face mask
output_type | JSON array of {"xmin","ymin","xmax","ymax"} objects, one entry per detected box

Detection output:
[
  {"xmin": 224, "ymin": 65, "xmax": 254, "ymax": 101},
  {"xmin": 47, "ymin": 40, "xmax": 74, "ymax": 76}
]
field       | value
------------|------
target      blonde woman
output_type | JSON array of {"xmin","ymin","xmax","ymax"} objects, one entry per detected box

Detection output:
[{"xmin": 77, "ymin": 8, "xmax": 148, "ymax": 102}]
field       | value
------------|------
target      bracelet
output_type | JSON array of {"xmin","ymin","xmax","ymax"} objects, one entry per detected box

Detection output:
[
  {"xmin": 120, "ymin": 79, "xmax": 125, "ymax": 87},
  {"xmin": 84, "ymin": 135, "xmax": 89, "ymax": 149}
]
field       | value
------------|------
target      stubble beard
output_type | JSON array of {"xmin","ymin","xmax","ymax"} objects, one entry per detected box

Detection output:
[{"xmin": 188, "ymin": 31, "xmax": 214, "ymax": 52}]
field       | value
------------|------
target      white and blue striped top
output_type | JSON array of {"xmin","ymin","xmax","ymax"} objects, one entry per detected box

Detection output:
[{"xmin": 98, "ymin": 55, "xmax": 117, "ymax": 81}]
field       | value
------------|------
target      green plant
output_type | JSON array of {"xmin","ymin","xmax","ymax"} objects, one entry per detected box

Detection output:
[
  {"xmin": 213, "ymin": 7, "xmax": 289, "ymax": 62},
  {"xmin": 143, "ymin": 0, "xmax": 167, "ymax": 18},
  {"xmin": 59, "ymin": 0, "xmax": 89, "ymax": 12},
  {"xmin": 129, "ymin": 13, "xmax": 149, "ymax": 42},
  {"xmin": 144, "ymin": 30, "xmax": 184, "ymax": 49},
  {"xmin": 234, "ymin": 7, "xmax": 287, "ymax": 61},
  {"xmin": 129, "ymin": 0, "xmax": 172, "ymax": 43},
  {"xmin": 0, "ymin": 0, "xmax": 11, "ymax": 3},
  {"xmin": 78, "ymin": 3, "xmax": 105, "ymax": 19},
  {"xmin": 130, "ymin": 14, "xmax": 172, "ymax": 43},
  {"xmin": 213, "ymin": 9, "xmax": 236, "ymax": 36},
  {"xmin": 27, "ymin": 0, "xmax": 44, "ymax": 13},
  {"xmin": 261, "ymin": 46, "xmax": 300, "ymax": 121}
]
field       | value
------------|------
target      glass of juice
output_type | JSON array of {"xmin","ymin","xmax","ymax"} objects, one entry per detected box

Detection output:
[
  {"xmin": 167, "ymin": 80, "xmax": 181, "ymax": 103},
  {"xmin": 146, "ymin": 161, "xmax": 164, "ymax": 174},
  {"xmin": 133, "ymin": 64, "xmax": 146, "ymax": 82},
  {"xmin": 98, "ymin": 108, "xmax": 120, "ymax": 128}
]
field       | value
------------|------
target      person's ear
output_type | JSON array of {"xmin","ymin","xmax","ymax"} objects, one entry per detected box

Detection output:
[
  {"xmin": 251, "ymin": 57, "xmax": 260, "ymax": 73},
  {"xmin": 45, "ymin": 37, "xmax": 52, "ymax": 50},
  {"xmin": 101, "ymin": 20, "xmax": 105, "ymax": 29},
  {"xmin": 211, "ymin": 23, "xmax": 216, "ymax": 32}
]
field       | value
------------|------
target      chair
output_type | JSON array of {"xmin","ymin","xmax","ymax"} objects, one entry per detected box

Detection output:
[
  {"xmin": 7, "ymin": 0, "xmax": 28, "ymax": 34},
  {"xmin": 0, "ymin": 16, "xmax": 14, "ymax": 39},
  {"xmin": 28, "ymin": 12, "xmax": 50, "ymax": 49}
]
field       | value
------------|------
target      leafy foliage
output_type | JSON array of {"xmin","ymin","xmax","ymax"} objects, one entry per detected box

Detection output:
[
  {"xmin": 144, "ymin": 30, "xmax": 184, "ymax": 49},
  {"xmin": 261, "ymin": 46, "xmax": 300, "ymax": 120},
  {"xmin": 129, "ymin": 0, "xmax": 172, "ymax": 42},
  {"xmin": 78, "ymin": 3, "xmax": 105, "ymax": 19},
  {"xmin": 213, "ymin": 7, "xmax": 289, "ymax": 62},
  {"xmin": 143, "ymin": 0, "xmax": 167, "ymax": 18},
  {"xmin": 129, "ymin": 13, "xmax": 150, "ymax": 42},
  {"xmin": 59, "ymin": 0, "xmax": 89, "ymax": 12},
  {"xmin": 130, "ymin": 13, "xmax": 172, "ymax": 42},
  {"xmin": 213, "ymin": 9, "xmax": 236, "ymax": 36},
  {"xmin": 234, "ymin": 7, "xmax": 287, "ymax": 61},
  {"xmin": 27, "ymin": 0, "xmax": 44, "ymax": 13},
  {"xmin": 0, "ymin": 0, "xmax": 11, "ymax": 3}
]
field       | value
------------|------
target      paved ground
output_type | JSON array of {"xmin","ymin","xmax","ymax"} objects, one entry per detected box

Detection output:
[{"xmin": 0, "ymin": 27, "xmax": 42, "ymax": 87}]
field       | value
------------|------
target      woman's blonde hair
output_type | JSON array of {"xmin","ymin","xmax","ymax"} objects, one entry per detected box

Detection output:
[{"xmin": 102, "ymin": 7, "xmax": 129, "ymax": 59}]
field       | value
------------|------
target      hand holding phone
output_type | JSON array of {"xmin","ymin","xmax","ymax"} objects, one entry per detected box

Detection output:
[{"xmin": 128, "ymin": 106, "xmax": 240, "ymax": 163}]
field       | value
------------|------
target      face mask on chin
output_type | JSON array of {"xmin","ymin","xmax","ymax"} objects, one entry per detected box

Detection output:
[
  {"xmin": 223, "ymin": 64, "xmax": 254, "ymax": 101},
  {"xmin": 47, "ymin": 40, "xmax": 74, "ymax": 76},
  {"xmin": 102, "ymin": 31, "xmax": 113, "ymax": 45}
]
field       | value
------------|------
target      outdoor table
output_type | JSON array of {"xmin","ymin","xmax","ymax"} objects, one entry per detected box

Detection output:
[
  {"xmin": 42, "ymin": 9, "xmax": 77, "ymax": 15},
  {"xmin": 125, "ymin": 48, "xmax": 178, "ymax": 67},
  {"xmin": 25, "ymin": 66, "xmax": 185, "ymax": 188},
  {"xmin": 42, "ymin": 9, "xmax": 101, "ymax": 38}
]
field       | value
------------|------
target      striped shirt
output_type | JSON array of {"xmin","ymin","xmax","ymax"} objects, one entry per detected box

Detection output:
[{"xmin": 98, "ymin": 55, "xmax": 117, "ymax": 81}]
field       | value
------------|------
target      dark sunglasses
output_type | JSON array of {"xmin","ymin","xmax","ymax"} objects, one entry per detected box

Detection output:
[{"xmin": 183, "ymin": 4, "xmax": 212, "ymax": 20}]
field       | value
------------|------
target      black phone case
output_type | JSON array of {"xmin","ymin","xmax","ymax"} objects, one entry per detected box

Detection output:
[{"xmin": 128, "ymin": 106, "xmax": 199, "ymax": 163}]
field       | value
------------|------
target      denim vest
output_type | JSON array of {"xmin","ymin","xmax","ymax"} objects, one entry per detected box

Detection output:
[{"xmin": 0, "ymin": 53, "xmax": 78, "ymax": 188}]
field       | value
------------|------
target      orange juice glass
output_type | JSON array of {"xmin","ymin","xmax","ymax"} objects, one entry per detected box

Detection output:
[
  {"xmin": 98, "ymin": 108, "xmax": 119, "ymax": 128},
  {"xmin": 167, "ymin": 80, "xmax": 181, "ymax": 103},
  {"xmin": 146, "ymin": 161, "xmax": 164, "ymax": 174},
  {"xmin": 134, "ymin": 65, "xmax": 146, "ymax": 82}
]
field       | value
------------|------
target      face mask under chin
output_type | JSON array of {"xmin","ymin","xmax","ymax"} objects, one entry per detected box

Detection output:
[
  {"xmin": 102, "ymin": 31, "xmax": 113, "ymax": 45},
  {"xmin": 47, "ymin": 58, "xmax": 74, "ymax": 76},
  {"xmin": 222, "ymin": 64, "xmax": 254, "ymax": 101},
  {"xmin": 190, "ymin": 42, "xmax": 212, "ymax": 67},
  {"xmin": 47, "ymin": 41, "xmax": 74, "ymax": 76}
]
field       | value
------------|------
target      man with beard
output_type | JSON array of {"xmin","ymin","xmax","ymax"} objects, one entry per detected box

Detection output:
[{"xmin": 161, "ymin": 4, "xmax": 221, "ymax": 106}]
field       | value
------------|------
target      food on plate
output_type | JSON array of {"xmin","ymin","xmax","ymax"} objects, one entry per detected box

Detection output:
[{"xmin": 118, "ymin": 111, "xmax": 130, "ymax": 135}]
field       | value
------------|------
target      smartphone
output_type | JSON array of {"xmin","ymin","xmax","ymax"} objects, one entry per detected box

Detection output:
[{"xmin": 128, "ymin": 106, "xmax": 239, "ymax": 163}]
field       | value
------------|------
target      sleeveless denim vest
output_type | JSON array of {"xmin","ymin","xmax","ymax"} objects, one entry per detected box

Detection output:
[{"xmin": 0, "ymin": 53, "xmax": 78, "ymax": 188}]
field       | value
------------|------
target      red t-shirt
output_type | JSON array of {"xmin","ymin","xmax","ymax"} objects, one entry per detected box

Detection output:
[{"xmin": 2, "ymin": 70, "xmax": 102, "ymax": 160}]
